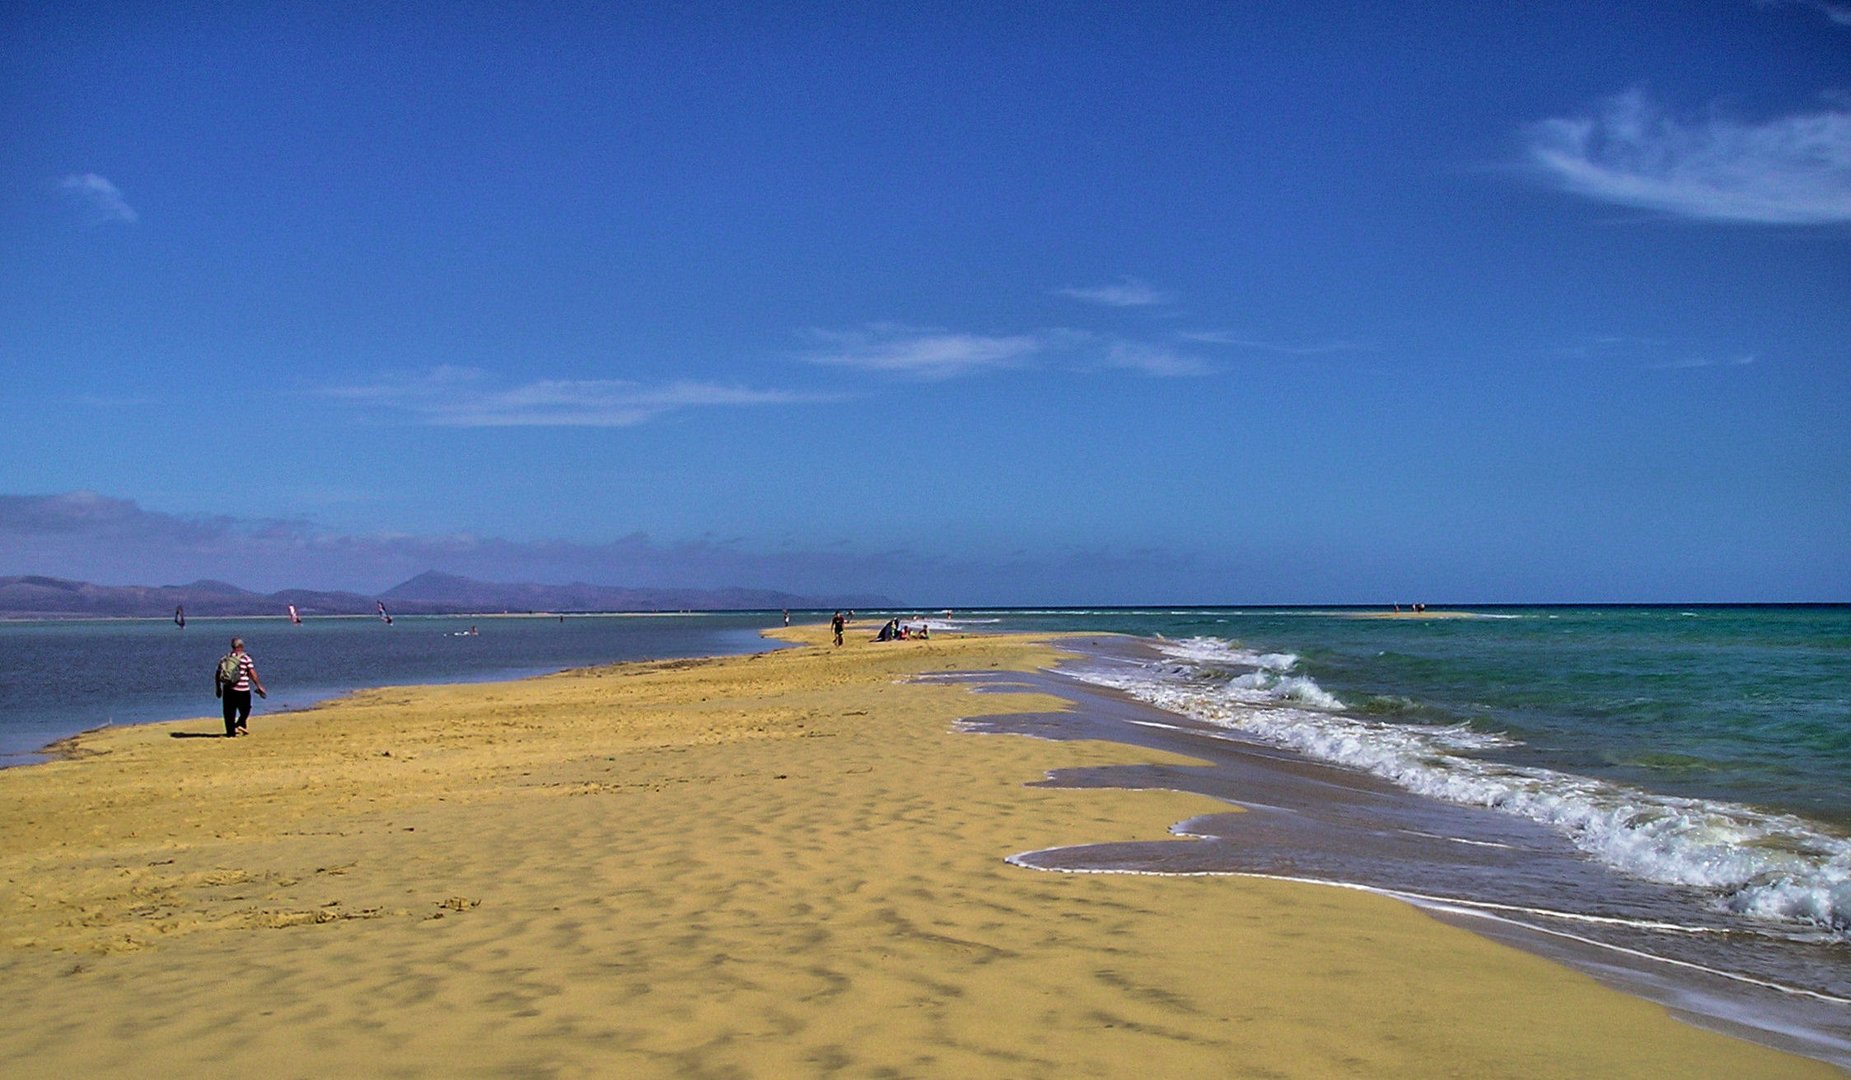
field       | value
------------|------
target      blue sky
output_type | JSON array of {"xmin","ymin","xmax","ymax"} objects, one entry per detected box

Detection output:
[{"xmin": 3, "ymin": 1, "xmax": 1847, "ymax": 604}]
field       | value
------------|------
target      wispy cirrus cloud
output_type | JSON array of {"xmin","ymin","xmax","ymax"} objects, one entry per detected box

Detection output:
[
  {"xmin": 800, "ymin": 325, "xmax": 1045, "ymax": 380},
  {"xmin": 1523, "ymin": 89, "xmax": 1851, "ymax": 224},
  {"xmin": 1180, "ymin": 332, "xmax": 1374, "ymax": 356},
  {"xmin": 1551, "ymin": 335, "xmax": 1759, "ymax": 370},
  {"xmin": 58, "ymin": 173, "xmax": 138, "ymax": 224},
  {"xmin": 1648, "ymin": 353, "xmax": 1758, "ymax": 371},
  {"xmin": 802, "ymin": 325, "xmax": 1220, "ymax": 380},
  {"xmin": 1055, "ymin": 277, "xmax": 1174, "ymax": 308},
  {"xmin": 1098, "ymin": 341, "xmax": 1214, "ymax": 378},
  {"xmin": 324, "ymin": 367, "xmax": 828, "ymax": 427}
]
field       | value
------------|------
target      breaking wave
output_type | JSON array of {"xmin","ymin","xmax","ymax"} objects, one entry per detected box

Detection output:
[{"xmin": 1063, "ymin": 636, "xmax": 1851, "ymax": 941}]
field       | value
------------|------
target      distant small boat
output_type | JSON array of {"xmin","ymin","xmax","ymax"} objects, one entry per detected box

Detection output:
[
  {"xmin": 174, "ymin": 605, "xmax": 185, "ymax": 628},
  {"xmin": 288, "ymin": 604, "xmax": 302, "ymax": 625}
]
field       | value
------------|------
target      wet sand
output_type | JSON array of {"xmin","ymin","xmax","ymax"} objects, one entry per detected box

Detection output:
[{"xmin": 0, "ymin": 625, "xmax": 1835, "ymax": 1077}]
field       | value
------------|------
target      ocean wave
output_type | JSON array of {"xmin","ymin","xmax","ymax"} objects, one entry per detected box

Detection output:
[
  {"xmin": 1063, "ymin": 638, "xmax": 1851, "ymax": 940},
  {"xmin": 1153, "ymin": 635, "xmax": 1300, "ymax": 673}
]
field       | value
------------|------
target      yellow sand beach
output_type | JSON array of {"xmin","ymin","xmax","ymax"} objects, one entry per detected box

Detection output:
[{"xmin": 0, "ymin": 626, "xmax": 1834, "ymax": 1078}]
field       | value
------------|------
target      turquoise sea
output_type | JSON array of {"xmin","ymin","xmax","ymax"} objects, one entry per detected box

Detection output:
[{"xmin": 967, "ymin": 605, "xmax": 1851, "ymax": 822}]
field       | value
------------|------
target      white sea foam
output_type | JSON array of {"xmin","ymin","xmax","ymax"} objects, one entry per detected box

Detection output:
[
  {"xmin": 1063, "ymin": 638, "xmax": 1851, "ymax": 939},
  {"xmin": 1154, "ymin": 635, "xmax": 1299, "ymax": 671}
]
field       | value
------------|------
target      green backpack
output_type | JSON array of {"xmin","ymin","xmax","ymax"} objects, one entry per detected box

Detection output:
[{"xmin": 217, "ymin": 653, "xmax": 243, "ymax": 685}]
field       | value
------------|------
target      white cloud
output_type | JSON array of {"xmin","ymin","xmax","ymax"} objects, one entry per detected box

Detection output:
[
  {"xmin": 1647, "ymin": 353, "xmax": 1758, "ymax": 370},
  {"xmin": 1180, "ymin": 332, "xmax": 1373, "ymax": 356},
  {"xmin": 1524, "ymin": 89, "xmax": 1851, "ymax": 224},
  {"xmin": 1554, "ymin": 336, "xmax": 1760, "ymax": 369},
  {"xmin": 1055, "ymin": 277, "xmax": 1174, "ymax": 307},
  {"xmin": 801, "ymin": 326, "xmax": 1044, "ymax": 380},
  {"xmin": 1100, "ymin": 342, "xmax": 1214, "ymax": 377},
  {"xmin": 801, "ymin": 325, "xmax": 1243, "ymax": 381},
  {"xmin": 59, "ymin": 173, "xmax": 138, "ymax": 224},
  {"xmin": 325, "ymin": 367, "xmax": 827, "ymax": 427}
]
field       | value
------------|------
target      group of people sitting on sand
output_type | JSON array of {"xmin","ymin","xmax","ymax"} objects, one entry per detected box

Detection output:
[{"xmin": 873, "ymin": 617, "xmax": 930, "ymax": 642}]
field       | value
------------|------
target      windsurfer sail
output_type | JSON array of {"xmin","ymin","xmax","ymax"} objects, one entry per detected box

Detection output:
[
  {"xmin": 288, "ymin": 604, "xmax": 302, "ymax": 625},
  {"xmin": 174, "ymin": 605, "xmax": 185, "ymax": 628},
  {"xmin": 377, "ymin": 601, "xmax": 393, "ymax": 625}
]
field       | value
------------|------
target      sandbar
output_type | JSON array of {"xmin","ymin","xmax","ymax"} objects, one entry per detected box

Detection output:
[
  {"xmin": 1346, "ymin": 609, "xmax": 1487, "ymax": 619},
  {"xmin": 0, "ymin": 625, "xmax": 1834, "ymax": 1077}
]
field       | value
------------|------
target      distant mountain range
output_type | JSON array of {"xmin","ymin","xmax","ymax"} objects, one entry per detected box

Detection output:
[{"xmin": 0, "ymin": 572, "xmax": 891, "ymax": 618}]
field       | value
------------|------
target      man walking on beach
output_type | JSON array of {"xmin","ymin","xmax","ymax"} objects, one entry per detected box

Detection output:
[
  {"xmin": 215, "ymin": 637, "xmax": 267, "ymax": 737},
  {"xmin": 831, "ymin": 611, "xmax": 845, "ymax": 647}
]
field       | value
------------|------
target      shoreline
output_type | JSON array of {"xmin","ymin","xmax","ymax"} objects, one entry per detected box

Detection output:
[
  {"xmin": 0, "ymin": 614, "xmax": 794, "ymax": 768},
  {"xmin": 0, "ymin": 625, "xmax": 1836, "ymax": 1077},
  {"xmin": 954, "ymin": 649, "xmax": 1849, "ymax": 1068}
]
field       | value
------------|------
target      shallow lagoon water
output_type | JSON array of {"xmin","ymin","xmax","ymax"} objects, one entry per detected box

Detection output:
[{"xmin": 0, "ymin": 612, "xmax": 788, "ymax": 763}]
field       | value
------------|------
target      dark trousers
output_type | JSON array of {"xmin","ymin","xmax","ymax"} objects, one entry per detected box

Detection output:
[{"xmin": 223, "ymin": 688, "xmax": 252, "ymax": 735}]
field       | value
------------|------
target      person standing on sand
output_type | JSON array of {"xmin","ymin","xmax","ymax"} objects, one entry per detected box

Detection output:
[
  {"xmin": 215, "ymin": 637, "xmax": 267, "ymax": 737},
  {"xmin": 831, "ymin": 611, "xmax": 845, "ymax": 647}
]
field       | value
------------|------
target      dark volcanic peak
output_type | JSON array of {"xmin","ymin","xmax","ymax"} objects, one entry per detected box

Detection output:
[
  {"xmin": 176, "ymin": 579, "xmax": 253, "ymax": 595},
  {"xmin": 0, "ymin": 576, "xmax": 316, "ymax": 618},
  {"xmin": 12, "ymin": 575, "xmax": 82, "ymax": 590},
  {"xmin": 381, "ymin": 571, "xmax": 479, "ymax": 600}
]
